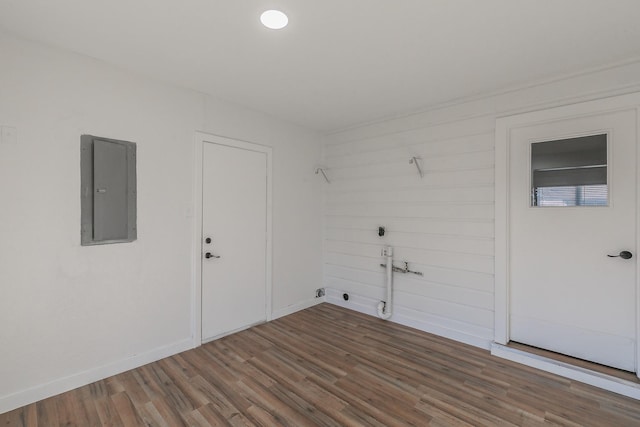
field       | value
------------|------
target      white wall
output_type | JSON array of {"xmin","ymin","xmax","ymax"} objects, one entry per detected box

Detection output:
[
  {"xmin": 323, "ymin": 59, "xmax": 640, "ymax": 349},
  {"xmin": 0, "ymin": 33, "xmax": 322, "ymax": 413}
]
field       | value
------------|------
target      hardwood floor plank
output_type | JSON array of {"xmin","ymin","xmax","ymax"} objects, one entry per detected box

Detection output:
[
  {"xmin": 148, "ymin": 397, "xmax": 188, "ymax": 427},
  {"xmin": 418, "ymin": 385, "xmax": 519, "ymax": 427},
  {"xmin": 93, "ymin": 396, "xmax": 124, "ymax": 427},
  {"xmin": 181, "ymin": 409, "xmax": 217, "ymax": 427},
  {"xmin": 141, "ymin": 400, "xmax": 171, "ymax": 427},
  {"xmin": 78, "ymin": 386, "xmax": 104, "ymax": 427},
  {"xmin": 142, "ymin": 364, "xmax": 196, "ymax": 414},
  {"xmin": 252, "ymin": 324, "xmax": 351, "ymax": 381},
  {"xmin": 187, "ymin": 375, "xmax": 254, "ymax": 423},
  {"xmin": 196, "ymin": 401, "xmax": 251, "ymax": 427},
  {"xmin": 334, "ymin": 376, "xmax": 428, "ymax": 426},
  {"xmin": 337, "ymin": 405, "xmax": 397, "ymax": 427},
  {"xmin": 104, "ymin": 376, "xmax": 126, "ymax": 396},
  {"xmin": 35, "ymin": 397, "xmax": 58, "ymax": 426},
  {"xmin": 156, "ymin": 359, "xmax": 210, "ymax": 409},
  {"xmin": 110, "ymin": 392, "xmax": 145, "ymax": 426},
  {"xmin": 2, "ymin": 303, "xmax": 640, "ymax": 426},
  {"xmin": 115, "ymin": 371, "xmax": 152, "ymax": 407},
  {"xmin": 244, "ymin": 404, "xmax": 284, "ymax": 427},
  {"xmin": 0, "ymin": 404, "xmax": 38, "ymax": 427},
  {"xmin": 414, "ymin": 399, "xmax": 478, "ymax": 427},
  {"xmin": 234, "ymin": 378, "xmax": 317, "ymax": 427},
  {"xmin": 55, "ymin": 388, "xmax": 100, "ymax": 427},
  {"xmin": 265, "ymin": 380, "xmax": 343, "ymax": 427}
]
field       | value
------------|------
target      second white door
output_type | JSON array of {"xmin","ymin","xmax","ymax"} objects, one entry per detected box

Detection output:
[
  {"xmin": 509, "ymin": 109, "xmax": 637, "ymax": 371},
  {"xmin": 201, "ymin": 140, "xmax": 268, "ymax": 342}
]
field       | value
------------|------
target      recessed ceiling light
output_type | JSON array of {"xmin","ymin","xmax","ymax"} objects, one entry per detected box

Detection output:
[{"xmin": 260, "ymin": 10, "xmax": 288, "ymax": 30}]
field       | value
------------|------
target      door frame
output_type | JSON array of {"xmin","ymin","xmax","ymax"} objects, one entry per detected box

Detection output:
[
  {"xmin": 192, "ymin": 131, "xmax": 273, "ymax": 346},
  {"xmin": 494, "ymin": 92, "xmax": 640, "ymax": 372}
]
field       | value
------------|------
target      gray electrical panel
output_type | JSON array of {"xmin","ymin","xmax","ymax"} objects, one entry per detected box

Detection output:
[{"xmin": 81, "ymin": 135, "xmax": 137, "ymax": 245}]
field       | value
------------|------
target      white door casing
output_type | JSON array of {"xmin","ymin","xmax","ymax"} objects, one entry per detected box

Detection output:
[
  {"xmin": 495, "ymin": 93, "xmax": 640, "ymax": 375},
  {"xmin": 192, "ymin": 132, "xmax": 273, "ymax": 345}
]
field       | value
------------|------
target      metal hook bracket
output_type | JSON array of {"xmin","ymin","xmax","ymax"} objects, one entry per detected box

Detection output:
[
  {"xmin": 315, "ymin": 167, "xmax": 331, "ymax": 183},
  {"xmin": 409, "ymin": 157, "xmax": 424, "ymax": 178}
]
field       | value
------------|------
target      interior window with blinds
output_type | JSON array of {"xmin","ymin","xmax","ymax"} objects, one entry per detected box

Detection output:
[{"xmin": 531, "ymin": 134, "xmax": 608, "ymax": 207}]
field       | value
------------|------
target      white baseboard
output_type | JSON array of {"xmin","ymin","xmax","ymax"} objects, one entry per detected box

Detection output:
[
  {"xmin": 271, "ymin": 297, "xmax": 325, "ymax": 320},
  {"xmin": 491, "ymin": 343, "xmax": 640, "ymax": 400},
  {"xmin": 325, "ymin": 289, "xmax": 492, "ymax": 350},
  {"xmin": 0, "ymin": 338, "xmax": 194, "ymax": 415}
]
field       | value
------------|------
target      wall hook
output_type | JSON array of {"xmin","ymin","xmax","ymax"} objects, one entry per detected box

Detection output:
[
  {"xmin": 315, "ymin": 167, "xmax": 331, "ymax": 183},
  {"xmin": 409, "ymin": 157, "xmax": 424, "ymax": 178}
]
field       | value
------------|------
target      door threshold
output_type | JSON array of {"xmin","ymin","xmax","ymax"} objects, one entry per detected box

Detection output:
[
  {"xmin": 507, "ymin": 341, "xmax": 640, "ymax": 383},
  {"xmin": 491, "ymin": 343, "xmax": 640, "ymax": 400}
]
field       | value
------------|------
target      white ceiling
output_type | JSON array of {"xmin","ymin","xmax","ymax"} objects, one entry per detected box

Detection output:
[{"xmin": 2, "ymin": 1, "xmax": 640, "ymax": 132}]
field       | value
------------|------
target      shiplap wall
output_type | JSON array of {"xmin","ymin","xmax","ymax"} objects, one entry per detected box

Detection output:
[
  {"xmin": 323, "ymin": 59, "xmax": 640, "ymax": 349},
  {"xmin": 323, "ymin": 117, "xmax": 495, "ymax": 348}
]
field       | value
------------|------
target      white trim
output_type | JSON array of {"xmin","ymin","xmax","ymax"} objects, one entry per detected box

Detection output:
[
  {"xmin": 192, "ymin": 131, "xmax": 273, "ymax": 346},
  {"xmin": 191, "ymin": 131, "xmax": 203, "ymax": 348},
  {"xmin": 636, "ymin": 107, "xmax": 640, "ymax": 377},
  {"xmin": 0, "ymin": 338, "xmax": 193, "ymax": 415},
  {"xmin": 494, "ymin": 118, "xmax": 509, "ymax": 344},
  {"xmin": 271, "ymin": 297, "xmax": 325, "ymax": 321},
  {"xmin": 494, "ymin": 92, "xmax": 640, "ymax": 375},
  {"xmin": 491, "ymin": 344, "xmax": 640, "ymax": 400}
]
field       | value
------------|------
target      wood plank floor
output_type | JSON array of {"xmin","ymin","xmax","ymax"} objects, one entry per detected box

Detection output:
[{"xmin": 2, "ymin": 303, "xmax": 640, "ymax": 426}]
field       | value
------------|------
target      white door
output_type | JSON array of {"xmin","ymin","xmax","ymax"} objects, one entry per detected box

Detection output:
[
  {"xmin": 201, "ymin": 141, "xmax": 268, "ymax": 342},
  {"xmin": 509, "ymin": 109, "xmax": 637, "ymax": 371}
]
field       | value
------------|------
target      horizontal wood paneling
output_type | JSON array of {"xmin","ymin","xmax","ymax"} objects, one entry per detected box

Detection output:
[
  {"xmin": 325, "ymin": 168, "xmax": 494, "ymax": 192},
  {"xmin": 325, "ymin": 228, "xmax": 493, "ymax": 255},
  {"xmin": 326, "ymin": 132, "xmax": 495, "ymax": 168},
  {"xmin": 326, "ymin": 235, "xmax": 494, "ymax": 274},
  {"xmin": 326, "ymin": 216, "xmax": 494, "ymax": 238},
  {"xmin": 326, "ymin": 185, "xmax": 495, "ymax": 204},
  {"xmin": 325, "ymin": 262, "xmax": 494, "ymax": 293},
  {"xmin": 324, "ymin": 113, "xmax": 496, "ymax": 346},
  {"xmin": 325, "ymin": 254, "xmax": 493, "ymax": 293},
  {"xmin": 324, "ymin": 271, "xmax": 493, "ymax": 311},
  {"xmin": 327, "ymin": 150, "xmax": 494, "ymax": 180},
  {"xmin": 326, "ymin": 201, "xmax": 494, "ymax": 220}
]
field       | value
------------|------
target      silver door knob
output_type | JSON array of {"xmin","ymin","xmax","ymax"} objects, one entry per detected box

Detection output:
[{"xmin": 205, "ymin": 252, "xmax": 221, "ymax": 259}]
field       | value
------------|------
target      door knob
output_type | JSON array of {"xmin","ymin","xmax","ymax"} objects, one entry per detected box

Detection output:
[
  {"xmin": 607, "ymin": 251, "xmax": 633, "ymax": 259},
  {"xmin": 205, "ymin": 252, "xmax": 221, "ymax": 259}
]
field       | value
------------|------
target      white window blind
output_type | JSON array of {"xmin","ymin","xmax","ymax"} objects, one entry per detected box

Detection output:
[{"xmin": 535, "ymin": 185, "xmax": 608, "ymax": 207}]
